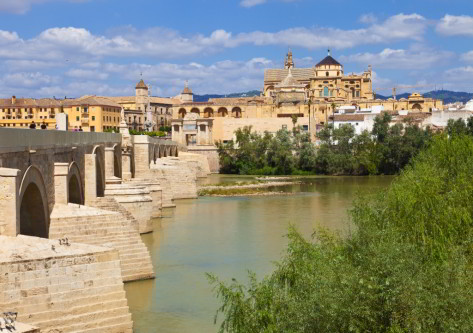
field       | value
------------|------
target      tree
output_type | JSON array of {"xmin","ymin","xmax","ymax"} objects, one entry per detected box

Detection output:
[{"xmin": 209, "ymin": 135, "xmax": 473, "ymax": 333}]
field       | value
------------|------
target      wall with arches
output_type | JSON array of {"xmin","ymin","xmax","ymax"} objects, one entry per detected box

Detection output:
[{"xmin": 0, "ymin": 128, "xmax": 121, "ymax": 237}]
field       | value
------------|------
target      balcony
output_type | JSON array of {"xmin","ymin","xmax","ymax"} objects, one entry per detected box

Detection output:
[{"xmin": 81, "ymin": 116, "xmax": 89, "ymax": 124}]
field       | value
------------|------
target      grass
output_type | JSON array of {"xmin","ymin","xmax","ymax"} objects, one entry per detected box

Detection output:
[
  {"xmin": 200, "ymin": 180, "xmax": 264, "ymax": 188},
  {"xmin": 198, "ymin": 187, "xmax": 283, "ymax": 196}
]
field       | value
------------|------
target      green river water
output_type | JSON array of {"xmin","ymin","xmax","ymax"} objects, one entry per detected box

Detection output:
[{"xmin": 124, "ymin": 175, "xmax": 393, "ymax": 333}]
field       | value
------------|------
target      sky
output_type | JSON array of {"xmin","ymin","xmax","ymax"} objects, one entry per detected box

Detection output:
[{"xmin": 0, "ymin": 0, "xmax": 472, "ymax": 98}]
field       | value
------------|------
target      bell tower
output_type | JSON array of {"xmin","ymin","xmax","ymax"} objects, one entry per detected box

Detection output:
[{"xmin": 284, "ymin": 49, "xmax": 294, "ymax": 69}]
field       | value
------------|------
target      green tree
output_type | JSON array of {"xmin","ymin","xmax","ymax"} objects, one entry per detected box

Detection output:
[
  {"xmin": 209, "ymin": 135, "xmax": 473, "ymax": 333},
  {"xmin": 266, "ymin": 129, "xmax": 295, "ymax": 174}
]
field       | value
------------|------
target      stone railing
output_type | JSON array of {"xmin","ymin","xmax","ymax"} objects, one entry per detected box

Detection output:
[{"xmin": 0, "ymin": 127, "xmax": 121, "ymax": 153}]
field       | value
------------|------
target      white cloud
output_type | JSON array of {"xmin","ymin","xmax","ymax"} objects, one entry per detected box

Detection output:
[
  {"xmin": 436, "ymin": 15, "xmax": 473, "ymax": 37},
  {"xmin": 461, "ymin": 50, "xmax": 473, "ymax": 62},
  {"xmin": 100, "ymin": 57, "xmax": 275, "ymax": 96},
  {"xmin": 240, "ymin": 0, "xmax": 267, "ymax": 7},
  {"xmin": 441, "ymin": 66, "xmax": 473, "ymax": 92},
  {"xmin": 0, "ymin": 14, "xmax": 428, "ymax": 66},
  {"xmin": 359, "ymin": 13, "xmax": 378, "ymax": 24},
  {"xmin": 444, "ymin": 66, "xmax": 473, "ymax": 81},
  {"xmin": 240, "ymin": 0, "xmax": 299, "ymax": 8},
  {"xmin": 0, "ymin": 0, "xmax": 89, "ymax": 14},
  {"xmin": 66, "ymin": 68, "xmax": 109, "ymax": 80},
  {"xmin": 340, "ymin": 47, "xmax": 453, "ymax": 70},
  {"xmin": 2, "ymin": 72, "xmax": 59, "ymax": 88}
]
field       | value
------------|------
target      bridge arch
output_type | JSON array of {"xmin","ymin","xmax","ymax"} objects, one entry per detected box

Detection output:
[
  {"xmin": 68, "ymin": 162, "xmax": 83, "ymax": 205},
  {"xmin": 92, "ymin": 145, "xmax": 105, "ymax": 197},
  {"xmin": 19, "ymin": 165, "xmax": 49, "ymax": 238},
  {"xmin": 153, "ymin": 145, "xmax": 159, "ymax": 163},
  {"xmin": 112, "ymin": 144, "xmax": 121, "ymax": 178}
]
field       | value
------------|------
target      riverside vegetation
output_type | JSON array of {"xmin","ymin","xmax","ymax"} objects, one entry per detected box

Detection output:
[
  {"xmin": 217, "ymin": 113, "xmax": 432, "ymax": 176},
  {"xmin": 208, "ymin": 133, "xmax": 473, "ymax": 332}
]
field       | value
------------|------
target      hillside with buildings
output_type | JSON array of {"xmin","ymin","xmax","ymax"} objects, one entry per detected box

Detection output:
[{"xmin": 376, "ymin": 90, "xmax": 473, "ymax": 104}]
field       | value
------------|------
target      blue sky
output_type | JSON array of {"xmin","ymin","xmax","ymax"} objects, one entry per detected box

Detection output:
[{"xmin": 0, "ymin": 0, "xmax": 472, "ymax": 98}]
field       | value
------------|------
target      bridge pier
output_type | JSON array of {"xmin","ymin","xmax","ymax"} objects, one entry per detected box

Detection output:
[
  {"xmin": 84, "ymin": 154, "xmax": 97, "ymax": 205},
  {"xmin": 0, "ymin": 168, "xmax": 20, "ymax": 237},
  {"xmin": 122, "ymin": 149, "xmax": 133, "ymax": 180},
  {"xmin": 53, "ymin": 163, "xmax": 69, "ymax": 205}
]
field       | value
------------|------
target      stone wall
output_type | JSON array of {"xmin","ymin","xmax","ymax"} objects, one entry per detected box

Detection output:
[
  {"xmin": 177, "ymin": 152, "xmax": 212, "ymax": 176},
  {"xmin": 0, "ymin": 235, "xmax": 133, "ymax": 332},
  {"xmin": 185, "ymin": 148, "xmax": 219, "ymax": 173},
  {"xmin": 152, "ymin": 158, "xmax": 198, "ymax": 200},
  {"xmin": 213, "ymin": 117, "xmax": 309, "ymax": 142},
  {"xmin": 49, "ymin": 203, "xmax": 154, "ymax": 282}
]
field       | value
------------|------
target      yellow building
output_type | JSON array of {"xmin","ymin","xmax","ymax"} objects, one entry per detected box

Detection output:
[
  {"xmin": 0, "ymin": 96, "xmax": 61, "ymax": 129},
  {"xmin": 62, "ymin": 96, "xmax": 122, "ymax": 132}
]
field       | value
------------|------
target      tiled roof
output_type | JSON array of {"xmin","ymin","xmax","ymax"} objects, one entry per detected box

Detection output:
[
  {"xmin": 182, "ymin": 87, "xmax": 193, "ymax": 94},
  {"xmin": 63, "ymin": 96, "xmax": 122, "ymax": 108},
  {"xmin": 0, "ymin": 98, "xmax": 62, "ymax": 108},
  {"xmin": 264, "ymin": 68, "xmax": 314, "ymax": 83},
  {"xmin": 316, "ymin": 56, "xmax": 341, "ymax": 67},
  {"xmin": 333, "ymin": 114, "xmax": 365, "ymax": 121},
  {"xmin": 208, "ymin": 97, "xmax": 270, "ymax": 105},
  {"xmin": 108, "ymin": 96, "xmax": 181, "ymax": 105},
  {"xmin": 276, "ymin": 69, "xmax": 306, "ymax": 88},
  {"xmin": 136, "ymin": 79, "xmax": 148, "ymax": 89}
]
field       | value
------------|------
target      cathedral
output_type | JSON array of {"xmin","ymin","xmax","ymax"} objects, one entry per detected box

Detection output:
[{"xmin": 264, "ymin": 50, "xmax": 373, "ymax": 103}]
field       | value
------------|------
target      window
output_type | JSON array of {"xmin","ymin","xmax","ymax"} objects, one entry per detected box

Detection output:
[
  {"xmin": 302, "ymin": 125, "xmax": 309, "ymax": 131},
  {"xmin": 282, "ymin": 125, "xmax": 287, "ymax": 130},
  {"xmin": 90, "ymin": 126, "xmax": 95, "ymax": 132},
  {"xmin": 326, "ymin": 72, "xmax": 329, "ymax": 77},
  {"xmin": 92, "ymin": 116, "xmax": 95, "ymax": 121},
  {"xmin": 76, "ymin": 107, "xmax": 79, "ymax": 111},
  {"xmin": 324, "ymin": 87, "xmax": 329, "ymax": 97},
  {"xmin": 76, "ymin": 116, "xmax": 79, "ymax": 121}
]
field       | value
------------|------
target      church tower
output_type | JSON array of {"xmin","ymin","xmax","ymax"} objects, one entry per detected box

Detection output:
[
  {"xmin": 135, "ymin": 78, "xmax": 149, "ymax": 112},
  {"xmin": 284, "ymin": 49, "xmax": 294, "ymax": 69},
  {"xmin": 179, "ymin": 81, "xmax": 194, "ymax": 103}
]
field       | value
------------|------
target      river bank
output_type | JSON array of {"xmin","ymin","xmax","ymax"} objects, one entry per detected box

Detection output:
[
  {"xmin": 125, "ymin": 175, "xmax": 394, "ymax": 333},
  {"xmin": 198, "ymin": 180, "xmax": 301, "ymax": 196}
]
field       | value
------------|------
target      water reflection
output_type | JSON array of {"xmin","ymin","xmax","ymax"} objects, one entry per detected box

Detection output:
[{"xmin": 125, "ymin": 175, "xmax": 393, "ymax": 333}]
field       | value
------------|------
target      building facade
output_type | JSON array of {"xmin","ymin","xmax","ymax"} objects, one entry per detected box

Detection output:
[
  {"xmin": 173, "ymin": 51, "xmax": 444, "ymax": 143},
  {"xmin": 109, "ymin": 80, "xmax": 184, "ymax": 131}
]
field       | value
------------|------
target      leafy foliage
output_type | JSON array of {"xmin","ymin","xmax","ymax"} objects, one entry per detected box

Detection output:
[
  {"xmin": 217, "ymin": 126, "xmax": 316, "ymax": 175},
  {"xmin": 129, "ymin": 129, "xmax": 167, "ymax": 137},
  {"xmin": 217, "ymin": 115, "xmax": 433, "ymax": 176},
  {"xmin": 208, "ymin": 135, "xmax": 473, "ymax": 333}
]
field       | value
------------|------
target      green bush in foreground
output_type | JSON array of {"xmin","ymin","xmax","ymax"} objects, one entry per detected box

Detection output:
[{"xmin": 208, "ymin": 135, "xmax": 473, "ymax": 333}]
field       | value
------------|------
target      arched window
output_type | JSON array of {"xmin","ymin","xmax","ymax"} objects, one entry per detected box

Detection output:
[{"xmin": 324, "ymin": 87, "xmax": 329, "ymax": 97}]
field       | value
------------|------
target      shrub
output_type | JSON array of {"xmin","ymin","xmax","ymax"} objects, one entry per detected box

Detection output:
[{"xmin": 209, "ymin": 135, "xmax": 473, "ymax": 332}]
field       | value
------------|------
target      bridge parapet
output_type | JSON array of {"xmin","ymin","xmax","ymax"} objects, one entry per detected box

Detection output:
[{"xmin": 0, "ymin": 128, "xmax": 121, "ymax": 153}]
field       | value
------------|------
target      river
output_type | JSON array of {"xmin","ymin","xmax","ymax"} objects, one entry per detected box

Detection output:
[{"xmin": 124, "ymin": 175, "xmax": 393, "ymax": 333}]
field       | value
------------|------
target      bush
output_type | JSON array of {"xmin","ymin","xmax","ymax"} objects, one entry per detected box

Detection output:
[
  {"xmin": 209, "ymin": 135, "xmax": 473, "ymax": 332},
  {"xmin": 129, "ymin": 129, "xmax": 167, "ymax": 137}
]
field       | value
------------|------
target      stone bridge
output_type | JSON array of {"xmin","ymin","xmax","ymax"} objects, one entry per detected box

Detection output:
[{"xmin": 0, "ymin": 127, "xmax": 211, "ymax": 332}]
